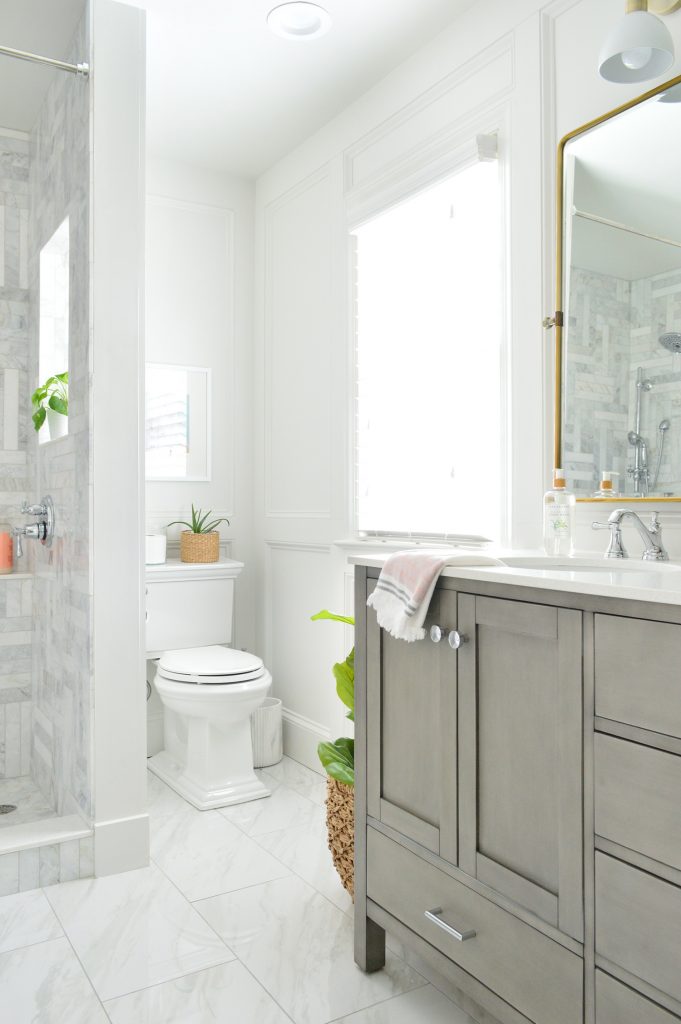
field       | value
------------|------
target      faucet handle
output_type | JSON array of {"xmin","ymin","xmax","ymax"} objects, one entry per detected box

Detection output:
[
  {"xmin": 650, "ymin": 511, "xmax": 662, "ymax": 531},
  {"xmin": 592, "ymin": 519, "xmax": 627, "ymax": 559},
  {"xmin": 21, "ymin": 500, "xmax": 47, "ymax": 517}
]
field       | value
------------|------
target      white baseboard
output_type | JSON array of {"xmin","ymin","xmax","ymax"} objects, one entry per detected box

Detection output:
[
  {"xmin": 282, "ymin": 707, "xmax": 330, "ymax": 774},
  {"xmin": 94, "ymin": 814, "xmax": 149, "ymax": 876}
]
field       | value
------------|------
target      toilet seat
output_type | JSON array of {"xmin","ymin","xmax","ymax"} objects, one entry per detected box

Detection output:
[{"xmin": 158, "ymin": 645, "xmax": 264, "ymax": 685}]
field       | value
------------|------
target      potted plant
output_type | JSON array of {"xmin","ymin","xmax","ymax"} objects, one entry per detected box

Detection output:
[
  {"xmin": 167, "ymin": 504, "xmax": 229, "ymax": 563},
  {"xmin": 31, "ymin": 372, "xmax": 68, "ymax": 440},
  {"xmin": 311, "ymin": 609, "xmax": 355, "ymax": 898}
]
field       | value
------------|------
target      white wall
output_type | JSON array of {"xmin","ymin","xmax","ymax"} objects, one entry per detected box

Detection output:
[
  {"xmin": 145, "ymin": 159, "xmax": 256, "ymax": 651},
  {"xmin": 253, "ymin": 0, "xmax": 681, "ymax": 768},
  {"xmin": 91, "ymin": 0, "xmax": 148, "ymax": 874}
]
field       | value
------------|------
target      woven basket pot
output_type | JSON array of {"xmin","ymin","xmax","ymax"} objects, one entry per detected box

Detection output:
[
  {"xmin": 325, "ymin": 777, "xmax": 354, "ymax": 899},
  {"xmin": 180, "ymin": 530, "xmax": 220, "ymax": 563}
]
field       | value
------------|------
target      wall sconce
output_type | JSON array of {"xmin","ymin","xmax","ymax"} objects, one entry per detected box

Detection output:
[{"xmin": 599, "ymin": 0, "xmax": 681, "ymax": 83}]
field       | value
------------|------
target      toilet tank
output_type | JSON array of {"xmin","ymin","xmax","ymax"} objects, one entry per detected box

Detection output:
[{"xmin": 145, "ymin": 558, "xmax": 244, "ymax": 655}]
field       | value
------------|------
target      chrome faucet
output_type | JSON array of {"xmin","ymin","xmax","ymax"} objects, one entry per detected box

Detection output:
[
  {"xmin": 12, "ymin": 496, "xmax": 55, "ymax": 557},
  {"xmin": 592, "ymin": 508, "xmax": 668, "ymax": 561}
]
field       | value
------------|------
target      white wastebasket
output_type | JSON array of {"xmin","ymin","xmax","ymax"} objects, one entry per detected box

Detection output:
[{"xmin": 251, "ymin": 697, "xmax": 283, "ymax": 768}]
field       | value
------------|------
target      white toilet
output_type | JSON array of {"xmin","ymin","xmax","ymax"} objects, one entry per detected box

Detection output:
[{"xmin": 146, "ymin": 558, "xmax": 272, "ymax": 809}]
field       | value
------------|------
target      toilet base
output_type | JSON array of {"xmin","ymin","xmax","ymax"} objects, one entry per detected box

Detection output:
[{"xmin": 149, "ymin": 750, "xmax": 271, "ymax": 810}]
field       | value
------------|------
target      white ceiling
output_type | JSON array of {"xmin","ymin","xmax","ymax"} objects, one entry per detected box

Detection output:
[
  {"xmin": 118, "ymin": 0, "xmax": 477, "ymax": 177},
  {"xmin": 0, "ymin": 0, "xmax": 87, "ymax": 132}
]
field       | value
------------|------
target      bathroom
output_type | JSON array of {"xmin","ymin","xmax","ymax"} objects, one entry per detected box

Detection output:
[{"xmin": 2, "ymin": 0, "xmax": 681, "ymax": 1022}]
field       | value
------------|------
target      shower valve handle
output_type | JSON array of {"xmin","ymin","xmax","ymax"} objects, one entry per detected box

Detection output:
[{"xmin": 21, "ymin": 500, "xmax": 48, "ymax": 517}]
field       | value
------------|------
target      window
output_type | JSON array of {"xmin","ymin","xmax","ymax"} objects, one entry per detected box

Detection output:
[
  {"xmin": 39, "ymin": 218, "xmax": 69, "ymax": 442},
  {"xmin": 353, "ymin": 150, "xmax": 505, "ymax": 541}
]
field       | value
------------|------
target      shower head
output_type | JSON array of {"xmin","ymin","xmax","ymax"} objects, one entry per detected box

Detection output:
[
  {"xmin": 659, "ymin": 419, "xmax": 671, "ymax": 432},
  {"xmin": 628, "ymin": 430, "xmax": 643, "ymax": 445},
  {"xmin": 659, "ymin": 332, "xmax": 681, "ymax": 354}
]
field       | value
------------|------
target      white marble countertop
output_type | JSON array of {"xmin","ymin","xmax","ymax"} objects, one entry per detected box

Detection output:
[{"xmin": 350, "ymin": 549, "xmax": 681, "ymax": 606}]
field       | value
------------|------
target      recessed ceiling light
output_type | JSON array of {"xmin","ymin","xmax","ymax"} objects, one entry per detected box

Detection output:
[{"xmin": 267, "ymin": 2, "xmax": 332, "ymax": 41}]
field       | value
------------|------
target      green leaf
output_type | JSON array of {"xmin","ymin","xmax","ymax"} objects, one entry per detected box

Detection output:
[
  {"xmin": 55, "ymin": 372, "xmax": 68, "ymax": 384},
  {"xmin": 311, "ymin": 609, "xmax": 355, "ymax": 626},
  {"xmin": 32, "ymin": 407, "xmax": 46, "ymax": 432},
  {"xmin": 31, "ymin": 386, "xmax": 48, "ymax": 406},
  {"xmin": 317, "ymin": 739, "xmax": 354, "ymax": 786},
  {"xmin": 332, "ymin": 650, "xmax": 354, "ymax": 715},
  {"xmin": 166, "ymin": 520, "xmax": 193, "ymax": 530},
  {"xmin": 48, "ymin": 395, "xmax": 68, "ymax": 416},
  {"xmin": 202, "ymin": 517, "xmax": 229, "ymax": 533}
]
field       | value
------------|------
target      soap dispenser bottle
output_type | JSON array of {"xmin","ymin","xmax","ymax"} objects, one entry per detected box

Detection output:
[
  {"xmin": 593, "ymin": 471, "xmax": 619, "ymax": 498},
  {"xmin": 543, "ymin": 469, "xmax": 575, "ymax": 556}
]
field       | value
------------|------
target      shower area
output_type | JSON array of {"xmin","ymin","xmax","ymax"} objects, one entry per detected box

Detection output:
[
  {"xmin": 0, "ymin": 1, "xmax": 94, "ymax": 892},
  {"xmin": 563, "ymin": 255, "xmax": 681, "ymax": 497}
]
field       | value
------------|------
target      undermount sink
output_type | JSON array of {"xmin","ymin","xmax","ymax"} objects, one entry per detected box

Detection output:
[{"xmin": 500, "ymin": 556, "xmax": 681, "ymax": 574}]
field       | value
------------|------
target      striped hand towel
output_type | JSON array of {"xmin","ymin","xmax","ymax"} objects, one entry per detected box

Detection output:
[{"xmin": 366, "ymin": 549, "xmax": 504, "ymax": 642}]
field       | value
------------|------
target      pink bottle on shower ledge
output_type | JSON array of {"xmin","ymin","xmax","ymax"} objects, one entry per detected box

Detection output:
[{"xmin": 0, "ymin": 527, "xmax": 13, "ymax": 574}]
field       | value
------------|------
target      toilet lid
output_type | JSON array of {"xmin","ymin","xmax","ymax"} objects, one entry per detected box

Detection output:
[{"xmin": 158, "ymin": 646, "xmax": 265, "ymax": 685}]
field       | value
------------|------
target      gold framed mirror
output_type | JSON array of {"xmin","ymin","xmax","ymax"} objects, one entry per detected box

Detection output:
[{"xmin": 555, "ymin": 73, "xmax": 681, "ymax": 501}]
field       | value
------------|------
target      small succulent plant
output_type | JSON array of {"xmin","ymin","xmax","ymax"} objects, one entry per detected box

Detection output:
[{"xmin": 167, "ymin": 504, "xmax": 230, "ymax": 534}]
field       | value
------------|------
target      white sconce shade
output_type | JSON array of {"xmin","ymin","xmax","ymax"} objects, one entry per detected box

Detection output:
[{"xmin": 599, "ymin": 10, "xmax": 675, "ymax": 82}]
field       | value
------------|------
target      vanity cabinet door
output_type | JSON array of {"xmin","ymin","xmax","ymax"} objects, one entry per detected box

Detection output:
[
  {"xmin": 366, "ymin": 580, "xmax": 458, "ymax": 861},
  {"xmin": 458, "ymin": 595, "xmax": 583, "ymax": 941}
]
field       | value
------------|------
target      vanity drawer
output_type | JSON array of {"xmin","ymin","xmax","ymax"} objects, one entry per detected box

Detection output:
[
  {"xmin": 595, "ymin": 853, "xmax": 681, "ymax": 1004},
  {"xmin": 595, "ymin": 733, "xmax": 681, "ymax": 871},
  {"xmin": 594, "ymin": 615, "xmax": 681, "ymax": 738},
  {"xmin": 596, "ymin": 971, "xmax": 681, "ymax": 1024},
  {"xmin": 367, "ymin": 828, "xmax": 582, "ymax": 1024}
]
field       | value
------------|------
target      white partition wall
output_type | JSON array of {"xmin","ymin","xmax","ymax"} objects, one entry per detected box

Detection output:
[{"xmin": 91, "ymin": 0, "xmax": 148, "ymax": 875}]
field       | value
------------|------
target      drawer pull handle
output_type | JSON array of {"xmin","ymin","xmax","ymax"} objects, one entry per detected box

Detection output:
[{"xmin": 425, "ymin": 907, "xmax": 476, "ymax": 942}]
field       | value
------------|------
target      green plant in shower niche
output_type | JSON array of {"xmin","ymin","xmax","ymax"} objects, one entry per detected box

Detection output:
[
  {"xmin": 31, "ymin": 372, "xmax": 68, "ymax": 431},
  {"xmin": 311, "ymin": 609, "xmax": 355, "ymax": 787},
  {"xmin": 166, "ymin": 504, "xmax": 230, "ymax": 533}
]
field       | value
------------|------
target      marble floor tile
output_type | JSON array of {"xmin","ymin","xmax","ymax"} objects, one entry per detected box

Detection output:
[
  {"xmin": 0, "ymin": 776, "xmax": 55, "ymax": 830},
  {"xmin": 332, "ymin": 984, "xmax": 478, "ymax": 1023},
  {"xmin": 104, "ymin": 960, "xmax": 292, "ymax": 1024},
  {"xmin": 219, "ymin": 782, "xmax": 320, "ymax": 837},
  {"xmin": 196, "ymin": 875, "xmax": 425, "ymax": 1024},
  {"xmin": 0, "ymin": 887, "xmax": 63, "ymax": 954},
  {"xmin": 0, "ymin": 936, "xmax": 108, "ymax": 1023},
  {"xmin": 151, "ymin": 808, "xmax": 290, "ymax": 901},
  {"xmin": 44, "ymin": 863, "xmax": 233, "ymax": 1001},
  {"xmin": 146, "ymin": 770, "xmax": 202, "ymax": 824},
  {"xmin": 255, "ymin": 812, "xmax": 353, "ymax": 915},
  {"xmin": 262, "ymin": 755, "xmax": 326, "ymax": 802}
]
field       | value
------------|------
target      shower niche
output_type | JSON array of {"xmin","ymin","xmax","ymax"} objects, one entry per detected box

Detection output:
[{"xmin": 556, "ymin": 78, "xmax": 681, "ymax": 499}]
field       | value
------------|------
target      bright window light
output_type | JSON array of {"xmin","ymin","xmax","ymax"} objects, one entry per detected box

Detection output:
[{"xmin": 354, "ymin": 161, "xmax": 504, "ymax": 540}]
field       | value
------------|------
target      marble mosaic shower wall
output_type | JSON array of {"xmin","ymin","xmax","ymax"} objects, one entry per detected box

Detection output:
[
  {"xmin": 564, "ymin": 265, "xmax": 681, "ymax": 496},
  {"xmin": 0, "ymin": 128, "xmax": 33, "ymax": 779},
  {"xmin": 28, "ymin": 8, "xmax": 92, "ymax": 819}
]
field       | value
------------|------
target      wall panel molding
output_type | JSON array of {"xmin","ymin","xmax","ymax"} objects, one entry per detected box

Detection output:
[
  {"xmin": 343, "ymin": 35, "xmax": 514, "ymax": 198},
  {"xmin": 263, "ymin": 165, "xmax": 334, "ymax": 519},
  {"xmin": 145, "ymin": 193, "xmax": 236, "ymax": 516}
]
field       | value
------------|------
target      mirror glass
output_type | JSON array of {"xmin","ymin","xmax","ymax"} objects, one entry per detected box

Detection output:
[
  {"xmin": 560, "ymin": 80, "xmax": 681, "ymax": 499},
  {"xmin": 145, "ymin": 363, "xmax": 211, "ymax": 481}
]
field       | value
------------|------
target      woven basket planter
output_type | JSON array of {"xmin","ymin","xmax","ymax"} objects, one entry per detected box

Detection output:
[
  {"xmin": 325, "ymin": 777, "xmax": 354, "ymax": 899},
  {"xmin": 179, "ymin": 530, "xmax": 220, "ymax": 563}
]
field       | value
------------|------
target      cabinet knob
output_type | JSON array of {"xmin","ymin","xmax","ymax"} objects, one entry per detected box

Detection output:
[
  {"xmin": 447, "ymin": 630, "xmax": 467, "ymax": 649},
  {"xmin": 429, "ymin": 625, "xmax": 444, "ymax": 643}
]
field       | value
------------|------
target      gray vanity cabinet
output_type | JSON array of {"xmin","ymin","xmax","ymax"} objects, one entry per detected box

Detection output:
[
  {"xmin": 457, "ymin": 594, "xmax": 583, "ymax": 941},
  {"xmin": 356, "ymin": 565, "xmax": 681, "ymax": 1024},
  {"xmin": 365, "ymin": 580, "xmax": 458, "ymax": 859}
]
